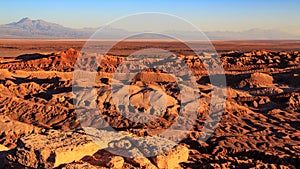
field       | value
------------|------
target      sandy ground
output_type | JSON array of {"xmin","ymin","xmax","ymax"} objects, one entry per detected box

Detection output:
[{"xmin": 1, "ymin": 39, "xmax": 300, "ymax": 57}]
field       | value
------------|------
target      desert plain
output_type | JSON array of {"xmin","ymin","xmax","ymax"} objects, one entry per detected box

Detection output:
[{"xmin": 0, "ymin": 39, "xmax": 299, "ymax": 169}]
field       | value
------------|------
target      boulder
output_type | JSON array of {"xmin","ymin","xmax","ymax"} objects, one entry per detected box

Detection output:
[
  {"xmin": 249, "ymin": 73, "xmax": 274, "ymax": 87},
  {"xmin": 81, "ymin": 149, "xmax": 124, "ymax": 169},
  {"xmin": 152, "ymin": 145, "xmax": 189, "ymax": 169},
  {"xmin": 106, "ymin": 156, "xmax": 124, "ymax": 169},
  {"xmin": 6, "ymin": 129, "xmax": 100, "ymax": 168}
]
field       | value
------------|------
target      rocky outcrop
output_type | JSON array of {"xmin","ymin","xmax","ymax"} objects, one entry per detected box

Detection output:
[
  {"xmin": 0, "ymin": 115, "xmax": 40, "ymax": 148},
  {"xmin": 0, "ymin": 48, "xmax": 79, "ymax": 71},
  {"xmin": 152, "ymin": 145, "xmax": 189, "ymax": 169},
  {"xmin": 5, "ymin": 129, "xmax": 100, "ymax": 168}
]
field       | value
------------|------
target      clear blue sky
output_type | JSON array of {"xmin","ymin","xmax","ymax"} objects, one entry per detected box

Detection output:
[{"xmin": 0, "ymin": 0, "xmax": 299, "ymax": 34}]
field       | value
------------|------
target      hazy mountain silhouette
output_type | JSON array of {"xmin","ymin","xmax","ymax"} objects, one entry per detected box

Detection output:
[
  {"xmin": 0, "ymin": 17, "xmax": 298, "ymax": 40},
  {"xmin": 8, "ymin": 17, "xmax": 64, "ymax": 31},
  {"xmin": 0, "ymin": 17, "xmax": 93, "ymax": 38}
]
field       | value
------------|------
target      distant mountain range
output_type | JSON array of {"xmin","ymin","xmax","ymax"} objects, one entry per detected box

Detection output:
[
  {"xmin": 0, "ymin": 17, "xmax": 93, "ymax": 38},
  {"xmin": 0, "ymin": 17, "xmax": 299, "ymax": 40}
]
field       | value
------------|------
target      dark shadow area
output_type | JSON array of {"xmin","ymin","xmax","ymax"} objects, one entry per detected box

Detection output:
[
  {"xmin": 272, "ymin": 68, "xmax": 300, "ymax": 88},
  {"xmin": 232, "ymin": 150, "xmax": 300, "ymax": 166},
  {"xmin": 16, "ymin": 53, "xmax": 51, "ymax": 61},
  {"xmin": 4, "ymin": 76, "xmax": 60, "ymax": 86}
]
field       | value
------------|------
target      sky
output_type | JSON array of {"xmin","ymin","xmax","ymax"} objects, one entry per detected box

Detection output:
[{"xmin": 0, "ymin": 0, "xmax": 299, "ymax": 34}]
